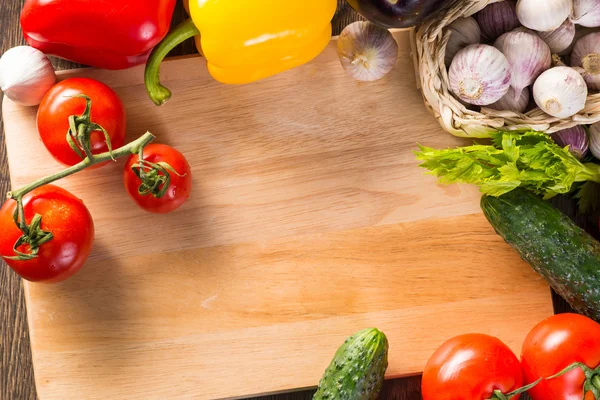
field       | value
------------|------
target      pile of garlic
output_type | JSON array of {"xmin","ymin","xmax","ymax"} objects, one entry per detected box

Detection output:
[{"xmin": 446, "ymin": 0, "xmax": 600, "ymax": 119}]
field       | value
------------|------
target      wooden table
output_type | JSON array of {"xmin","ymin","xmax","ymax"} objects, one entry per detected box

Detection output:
[{"xmin": 0, "ymin": 1, "xmax": 583, "ymax": 399}]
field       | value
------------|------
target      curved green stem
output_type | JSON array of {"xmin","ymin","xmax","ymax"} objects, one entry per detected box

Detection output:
[
  {"xmin": 145, "ymin": 18, "xmax": 200, "ymax": 106},
  {"xmin": 487, "ymin": 378, "xmax": 542, "ymax": 400},
  {"xmin": 4, "ymin": 132, "xmax": 156, "ymax": 260},
  {"xmin": 8, "ymin": 132, "xmax": 155, "ymax": 201},
  {"xmin": 547, "ymin": 363, "xmax": 600, "ymax": 400}
]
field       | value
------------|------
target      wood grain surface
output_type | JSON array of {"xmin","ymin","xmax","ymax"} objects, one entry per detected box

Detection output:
[
  {"xmin": 2, "ymin": 24, "xmax": 555, "ymax": 400},
  {"xmin": 0, "ymin": 1, "xmax": 581, "ymax": 400}
]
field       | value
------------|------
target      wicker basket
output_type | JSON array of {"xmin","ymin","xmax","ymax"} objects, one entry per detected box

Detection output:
[{"xmin": 411, "ymin": 0, "xmax": 600, "ymax": 138}]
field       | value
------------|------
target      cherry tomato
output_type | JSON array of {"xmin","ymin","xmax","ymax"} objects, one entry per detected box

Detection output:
[
  {"xmin": 123, "ymin": 144, "xmax": 192, "ymax": 214},
  {"xmin": 521, "ymin": 313, "xmax": 600, "ymax": 400},
  {"xmin": 37, "ymin": 77, "xmax": 126, "ymax": 167},
  {"xmin": 422, "ymin": 333, "xmax": 524, "ymax": 400},
  {"xmin": 0, "ymin": 185, "xmax": 94, "ymax": 283}
]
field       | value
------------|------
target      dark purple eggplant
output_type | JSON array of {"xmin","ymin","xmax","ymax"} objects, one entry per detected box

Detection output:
[{"xmin": 345, "ymin": 0, "xmax": 454, "ymax": 29}]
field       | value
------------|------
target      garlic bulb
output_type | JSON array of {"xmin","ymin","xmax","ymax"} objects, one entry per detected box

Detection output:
[
  {"xmin": 337, "ymin": 21, "xmax": 398, "ymax": 82},
  {"xmin": 494, "ymin": 29, "xmax": 551, "ymax": 99},
  {"xmin": 550, "ymin": 126, "xmax": 589, "ymax": 159},
  {"xmin": 589, "ymin": 122, "xmax": 600, "ymax": 158},
  {"xmin": 449, "ymin": 44, "xmax": 511, "ymax": 106},
  {"xmin": 533, "ymin": 67, "xmax": 588, "ymax": 118},
  {"xmin": 476, "ymin": 1, "xmax": 521, "ymax": 41},
  {"xmin": 0, "ymin": 46, "xmax": 56, "ymax": 106},
  {"xmin": 516, "ymin": 0, "xmax": 572, "ymax": 32},
  {"xmin": 488, "ymin": 86, "xmax": 530, "ymax": 112},
  {"xmin": 538, "ymin": 19, "xmax": 576, "ymax": 54},
  {"xmin": 493, "ymin": 27, "xmax": 528, "ymax": 52},
  {"xmin": 572, "ymin": 0, "xmax": 600, "ymax": 28},
  {"xmin": 444, "ymin": 17, "xmax": 481, "ymax": 66},
  {"xmin": 571, "ymin": 33, "xmax": 600, "ymax": 90}
]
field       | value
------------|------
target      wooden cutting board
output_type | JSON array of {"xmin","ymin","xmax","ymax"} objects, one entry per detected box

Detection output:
[{"xmin": 2, "ymin": 31, "xmax": 553, "ymax": 400}]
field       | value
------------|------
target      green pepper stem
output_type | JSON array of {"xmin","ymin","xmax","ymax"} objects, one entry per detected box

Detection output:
[
  {"xmin": 145, "ymin": 18, "xmax": 200, "ymax": 106},
  {"xmin": 593, "ymin": 374, "xmax": 600, "ymax": 390},
  {"xmin": 7, "ymin": 132, "xmax": 156, "ymax": 201}
]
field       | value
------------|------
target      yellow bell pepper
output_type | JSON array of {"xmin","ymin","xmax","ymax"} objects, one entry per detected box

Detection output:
[{"xmin": 145, "ymin": 0, "xmax": 337, "ymax": 106}]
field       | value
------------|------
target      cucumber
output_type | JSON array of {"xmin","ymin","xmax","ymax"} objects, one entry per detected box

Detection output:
[
  {"xmin": 481, "ymin": 189, "xmax": 600, "ymax": 321},
  {"xmin": 313, "ymin": 328, "xmax": 388, "ymax": 400}
]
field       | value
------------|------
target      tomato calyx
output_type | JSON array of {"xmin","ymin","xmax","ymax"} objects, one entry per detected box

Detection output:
[
  {"xmin": 548, "ymin": 362, "xmax": 600, "ymax": 400},
  {"xmin": 3, "ymin": 197, "xmax": 53, "ymax": 261},
  {"xmin": 487, "ymin": 378, "xmax": 542, "ymax": 400},
  {"xmin": 66, "ymin": 94, "xmax": 114, "ymax": 162},
  {"xmin": 132, "ymin": 152, "xmax": 186, "ymax": 198}
]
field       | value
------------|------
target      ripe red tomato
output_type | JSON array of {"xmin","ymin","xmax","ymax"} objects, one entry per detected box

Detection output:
[
  {"xmin": 123, "ymin": 144, "xmax": 192, "ymax": 214},
  {"xmin": 37, "ymin": 77, "xmax": 126, "ymax": 167},
  {"xmin": 0, "ymin": 185, "xmax": 94, "ymax": 283},
  {"xmin": 422, "ymin": 333, "xmax": 524, "ymax": 400},
  {"xmin": 521, "ymin": 313, "xmax": 600, "ymax": 400}
]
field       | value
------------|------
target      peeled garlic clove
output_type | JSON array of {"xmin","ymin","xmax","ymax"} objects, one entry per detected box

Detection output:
[
  {"xmin": 337, "ymin": 21, "xmax": 398, "ymax": 82},
  {"xmin": 533, "ymin": 66, "xmax": 588, "ymax": 118},
  {"xmin": 572, "ymin": 0, "xmax": 600, "ymax": 27},
  {"xmin": 571, "ymin": 32, "xmax": 600, "ymax": 90},
  {"xmin": 589, "ymin": 122, "xmax": 600, "ymax": 158},
  {"xmin": 0, "ymin": 46, "xmax": 56, "ymax": 106},
  {"xmin": 488, "ymin": 86, "xmax": 530, "ymax": 113},
  {"xmin": 449, "ymin": 44, "xmax": 511, "ymax": 106},
  {"xmin": 516, "ymin": 0, "xmax": 572, "ymax": 31},
  {"xmin": 444, "ymin": 17, "xmax": 481, "ymax": 66},
  {"xmin": 494, "ymin": 29, "xmax": 551, "ymax": 100},
  {"xmin": 476, "ymin": 1, "xmax": 521, "ymax": 41},
  {"xmin": 550, "ymin": 125, "xmax": 589, "ymax": 159},
  {"xmin": 538, "ymin": 19, "xmax": 576, "ymax": 54}
]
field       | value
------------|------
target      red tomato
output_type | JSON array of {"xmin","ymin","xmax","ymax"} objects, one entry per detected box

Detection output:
[
  {"xmin": 521, "ymin": 313, "xmax": 600, "ymax": 400},
  {"xmin": 123, "ymin": 144, "xmax": 192, "ymax": 214},
  {"xmin": 422, "ymin": 333, "xmax": 524, "ymax": 400},
  {"xmin": 0, "ymin": 185, "xmax": 94, "ymax": 283},
  {"xmin": 37, "ymin": 77, "xmax": 126, "ymax": 167}
]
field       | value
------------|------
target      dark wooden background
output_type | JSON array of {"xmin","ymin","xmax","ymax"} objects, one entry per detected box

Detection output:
[{"xmin": 0, "ymin": 1, "xmax": 583, "ymax": 399}]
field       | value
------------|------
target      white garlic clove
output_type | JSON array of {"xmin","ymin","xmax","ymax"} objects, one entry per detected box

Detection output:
[
  {"xmin": 0, "ymin": 46, "xmax": 56, "ymax": 107},
  {"xmin": 572, "ymin": 0, "xmax": 600, "ymax": 28},
  {"xmin": 533, "ymin": 66, "xmax": 588, "ymax": 118},
  {"xmin": 589, "ymin": 122, "xmax": 600, "ymax": 159},
  {"xmin": 488, "ymin": 86, "xmax": 530, "ymax": 113},
  {"xmin": 538, "ymin": 19, "xmax": 577, "ymax": 54},
  {"xmin": 337, "ymin": 21, "xmax": 399, "ymax": 82},
  {"xmin": 444, "ymin": 17, "xmax": 481, "ymax": 66},
  {"xmin": 448, "ymin": 44, "xmax": 511, "ymax": 106},
  {"xmin": 516, "ymin": 0, "xmax": 572, "ymax": 32},
  {"xmin": 494, "ymin": 29, "xmax": 551, "ymax": 100},
  {"xmin": 571, "ymin": 32, "xmax": 600, "ymax": 90}
]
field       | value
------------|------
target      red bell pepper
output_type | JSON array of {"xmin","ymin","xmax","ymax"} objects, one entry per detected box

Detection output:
[{"xmin": 20, "ymin": 0, "xmax": 177, "ymax": 70}]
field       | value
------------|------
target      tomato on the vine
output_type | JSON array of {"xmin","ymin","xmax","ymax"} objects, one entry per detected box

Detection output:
[
  {"xmin": 521, "ymin": 313, "xmax": 600, "ymax": 400},
  {"xmin": 37, "ymin": 77, "xmax": 126, "ymax": 167},
  {"xmin": 422, "ymin": 333, "xmax": 524, "ymax": 400},
  {"xmin": 123, "ymin": 144, "xmax": 192, "ymax": 214},
  {"xmin": 0, "ymin": 185, "xmax": 94, "ymax": 283}
]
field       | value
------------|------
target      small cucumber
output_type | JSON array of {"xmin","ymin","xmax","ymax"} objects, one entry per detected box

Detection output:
[
  {"xmin": 313, "ymin": 328, "xmax": 388, "ymax": 400},
  {"xmin": 481, "ymin": 189, "xmax": 600, "ymax": 321}
]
